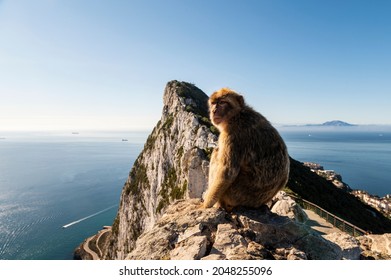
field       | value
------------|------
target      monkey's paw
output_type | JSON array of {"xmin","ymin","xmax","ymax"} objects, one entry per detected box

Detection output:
[{"xmin": 198, "ymin": 202, "xmax": 207, "ymax": 209}]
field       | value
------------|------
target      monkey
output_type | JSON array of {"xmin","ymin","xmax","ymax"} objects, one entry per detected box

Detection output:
[{"xmin": 202, "ymin": 88, "xmax": 290, "ymax": 211}]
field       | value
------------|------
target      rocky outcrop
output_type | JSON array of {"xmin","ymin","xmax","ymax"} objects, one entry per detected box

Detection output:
[
  {"xmin": 323, "ymin": 232, "xmax": 361, "ymax": 260},
  {"xmin": 104, "ymin": 81, "xmax": 217, "ymax": 259},
  {"xmin": 270, "ymin": 191, "xmax": 308, "ymax": 223},
  {"xmin": 358, "ymin": 234, "xmax": 391, "ymax": 259},
  {"xmin": 125, "ymin": 199, "xmax": 345, "ymax": 260}
]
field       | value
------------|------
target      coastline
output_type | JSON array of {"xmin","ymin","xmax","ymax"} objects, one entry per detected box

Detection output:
[
  {"xmin": 303, "ymin": 161, "xmax": 391, "ymax": 219},
  {"xmin": 279, "ymin": 128, "xmax": 391, "ymax": 197}
]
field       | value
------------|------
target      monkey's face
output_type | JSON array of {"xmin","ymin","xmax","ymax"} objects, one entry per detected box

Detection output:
[
  {"xmin": 209, "ymin": 92, "xmax": 244, "ymax": 127},
  {"xmin": 209, "ymin": 99, "xmax": 231, "ymax": 125}
]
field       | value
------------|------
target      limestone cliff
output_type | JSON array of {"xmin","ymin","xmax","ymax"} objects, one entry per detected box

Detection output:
[{"xmin": 105, "ymin": 81, "xmax": 217, "ymax": 259}]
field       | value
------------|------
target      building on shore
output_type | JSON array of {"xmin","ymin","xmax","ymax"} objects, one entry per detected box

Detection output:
[
  {"xmin": 351, "ymin": 190, "xmax": 391, "ymax": 219},
  {"xmin": 303, "ymin": 162, "xmax": 351, "ymax": 191},
  {"xmin": 303, "ymin": 162, "xmax": 391, "ymax": 219}
]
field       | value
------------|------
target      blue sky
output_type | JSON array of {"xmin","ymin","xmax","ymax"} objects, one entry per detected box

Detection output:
[{"xmin": 1, "ymin": 0, "xmax": 390, "ymax": 131}]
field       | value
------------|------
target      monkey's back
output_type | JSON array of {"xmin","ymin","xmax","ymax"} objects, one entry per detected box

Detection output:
[{"xmin": 223, "ymin": 107, "xmax": 290, "ymax": 208}]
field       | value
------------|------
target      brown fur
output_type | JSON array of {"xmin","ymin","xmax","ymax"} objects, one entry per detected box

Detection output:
[{"xmin": 202, "ymin": 88, "xmax": 290, "ymax": 211}]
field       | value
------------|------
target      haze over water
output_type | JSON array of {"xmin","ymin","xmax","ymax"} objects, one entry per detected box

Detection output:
[{"xmin": 0, "ymin": 127, "xmax": 390, "ymax": 259}]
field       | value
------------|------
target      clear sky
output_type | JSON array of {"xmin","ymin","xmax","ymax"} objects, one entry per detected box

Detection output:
[{"xmin": 1, "ymin": 0, "xmax": 390, "ymax": 131}]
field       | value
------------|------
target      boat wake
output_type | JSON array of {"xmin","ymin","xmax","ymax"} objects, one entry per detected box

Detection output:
[{"xmin": 62, "ymin": 205, "xmax": 117, "ymax": 229}]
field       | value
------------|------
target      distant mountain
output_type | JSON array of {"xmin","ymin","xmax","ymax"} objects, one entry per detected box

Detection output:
[
  {"xmin": 304, "ymin": 120, "xmax": 356, "ymax": 127},
  {"xmin": 321, "ymin": 120, "xmax": 356, "ymax": 126}
]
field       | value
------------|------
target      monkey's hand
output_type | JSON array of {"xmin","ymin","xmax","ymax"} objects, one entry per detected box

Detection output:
[
  {"xmin": 196, "ymin": 198, "xmax": 206, "ymax": 209},
  {"xmin": 200, "ymin": 201, "xmax": 223, "ymax": 210},
  {"xmin": 199, "ymin": 201, "xmax": 214, "ymax": 209},
  {"xmin": 198, "ymin": 196, "xmax": 210, "ymax": 209},
  {"xmin": 201, "ymin": 190, "xmax": 215, "ymax": 209},
  {"xmin": 198, "ymin": 203, "xmax": 206, "ymax": 209}
]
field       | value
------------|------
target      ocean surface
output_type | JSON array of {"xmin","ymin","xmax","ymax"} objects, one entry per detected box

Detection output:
[
  {"xmin": 0, "ymin": 131, "xmax": 146, "ymax": 260},
  {"xmin": 279, "ymin": 126, "xmax": 391, "ymax": 197},
  {"xmin": 0, "ymin": 127, "xmax": 390, "ymax": 260}
]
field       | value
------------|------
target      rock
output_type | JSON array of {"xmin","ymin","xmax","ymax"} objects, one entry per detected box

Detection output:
[
  {"xmin": 273, "ymin": 247, "xmax": 307, "ymax": 260},
  {"xmin": 271, "ymin": 191, "xmax": 308, "ymax": 223},
  {"xmin": 357, "ymin": 234, "xmax": 391, "ymax": 259},
  {"xmin": 201, "ymin": 254, "xmax": 225, "ymax": 260},
  {"xmin": 294, "ymin": 234, "xmax": 342, "ymax": 260},
  {"xmin": 176, "ymin": 224, "xmax": 202, "ymax": 243},
  {"xmin": 368, "ymin": 234, "xmax": 391, "ymax": 256},
  {"xmin": 170, "ymin": 236, "xmax": 208, "ymax": 260},
  {"xmin": 287, "ymin": 248, "xmax": 307, "ymax": 260},
  {"xmin": 235, "ymin": 206, "xmax": 342, "ymax": 260},
  {"xmin": 323, "ymin": 232, "xmax": 361, "ymax": 260},
  {"xmin": 124, "ymin": 199, "xmax": 344, "ymax": 260},
  {"xmin": 125, "ymin": 199, "xmax": 225, "ymax": 260},
  {"xmin": 210, "ymin": 223, "xmax": 249, "ymax": 260},
  {"xmin": 246, "ymin": 241, "xmax": 274, "ymax": 259},
  {"xmin": 236, "ymin": 207, "xmax": 308, "ymax": 246}
]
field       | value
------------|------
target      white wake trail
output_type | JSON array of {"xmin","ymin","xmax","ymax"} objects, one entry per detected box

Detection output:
[{"xmin": 62, "ymin": 204, "xmax": 117, "ymax": 228}]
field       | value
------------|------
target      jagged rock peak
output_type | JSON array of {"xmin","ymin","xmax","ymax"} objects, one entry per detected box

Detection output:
[
  {"xmin": 163, "ymin": 80, "xmax": 209, "ymax": 117},
  {"xmin": 104, "ymin": 80, "xmax": 217, "ymax": 259}
]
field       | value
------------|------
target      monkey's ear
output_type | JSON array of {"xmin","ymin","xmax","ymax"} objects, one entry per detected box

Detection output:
[{"xmin": 237, "ymin": 95, "xmax": 245, "ymax": 108}]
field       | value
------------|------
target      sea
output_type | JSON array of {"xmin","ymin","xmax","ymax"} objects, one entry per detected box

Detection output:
[{"xmin": 0, "ymin": 126, "xmax": 390, "ymax": 260}]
